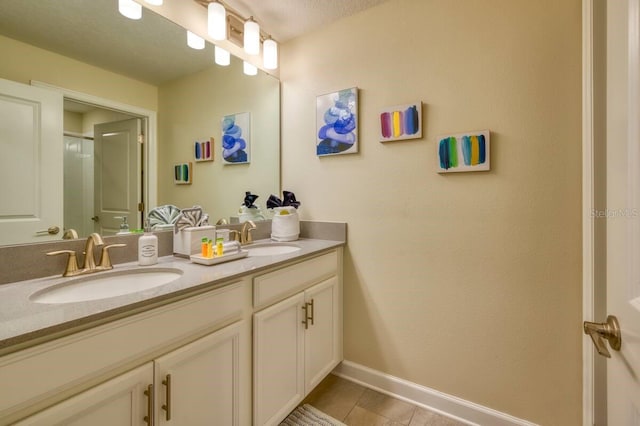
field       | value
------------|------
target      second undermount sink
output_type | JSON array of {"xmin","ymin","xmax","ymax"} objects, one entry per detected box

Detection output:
[
  {"xmin": 245, "ymin": 242, "xmax": 302, "ymax": 257},
  {"xmin": 30, "ymin": 268, "xmax": 183, "ymax": 304}
]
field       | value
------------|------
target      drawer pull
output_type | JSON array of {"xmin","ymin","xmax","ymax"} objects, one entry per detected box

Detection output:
[
  {"xmin": 162, "ymin": 374, "xmax": 172, "ymax": 420},
  {"xmin": 144, "ymin": 384, "xmax": 154, "ymax": 425},
  {"xmin": 308, "ymin": 299, "xmax": 314, "ymax": 326},
  {"xmin": 302, "ymin": 304, "xmax": 309, "ymax": 329}
]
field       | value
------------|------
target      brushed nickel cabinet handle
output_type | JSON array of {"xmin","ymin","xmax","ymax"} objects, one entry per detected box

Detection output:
[
  {"xmin": 308, "ymin": 299, "xmax": 314, "ymax": 326},
  {"xmin": 301, "ymin": 304, "xmax": 309, "ymax": 329},
  {"xmin": 144, "ymin": 384, "xmax": 154, "ymax": 425},
  {"xmin": 162, "ymin": 374, "xmax": 172, "ymax": 421}
]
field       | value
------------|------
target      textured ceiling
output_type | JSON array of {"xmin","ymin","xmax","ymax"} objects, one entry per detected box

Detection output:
[{"xmin": 0, "ymin": 0, "xmax": 388, "ymax": 85}]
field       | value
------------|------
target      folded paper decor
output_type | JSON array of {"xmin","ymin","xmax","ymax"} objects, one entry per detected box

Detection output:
[
  {"xmin": 238, "ymin": 191, "xmax": 265, "ymax": 222},
  {"xmin": 243, "ymin": 191, "xmax": 259, "ymax": 209},
  {"xmin": 174, "ymin": 206, "xmax": 209, "ymax": 233},
  {"xmin": 267, "ymin": 191, "xmax": 301, "ymax": 209}
]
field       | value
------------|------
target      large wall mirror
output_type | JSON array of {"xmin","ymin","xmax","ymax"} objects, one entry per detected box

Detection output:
[{"xmin": 0, "ymin": 0, "xmax": 280, "ymax": 246}]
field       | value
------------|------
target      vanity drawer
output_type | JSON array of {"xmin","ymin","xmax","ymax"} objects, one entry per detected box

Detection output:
[{"xmin": 253, "ymin": 250, "xmax": 338, "ymax": 309}]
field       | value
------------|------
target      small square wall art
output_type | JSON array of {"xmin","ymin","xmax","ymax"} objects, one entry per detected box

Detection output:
[
  {"xmin": 222, "ymin": 112, "xmax": 251, "ymax": 165},
  {"xmin": 174, "ymin": 162, "xmax": 192, "ymax": 184},
  {"xmin": 379, "ymin": 102, "xmax": 422, "ymax": 142},
  {"xmin": 194, "ymin": 137, "xmax": 213, "ymax": 162},
  {"xmin": 316, "ymin": 87, "xmax": 358, "ymax": 156},
  {"xmin": 437, "ymin": 130, "xmax": 490, "ymax": 173}
]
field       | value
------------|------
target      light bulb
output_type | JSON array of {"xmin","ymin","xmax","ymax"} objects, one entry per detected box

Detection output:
[
  {"xmin": 244, "ymin": 18, "xmax": 260, "ymax": 55},
  {"xmin": 144, "ymin": 0, "xmax": 163, "ymax": 5},
  {"xmin": 243, "ymin": 61, "xmax": 258, "ymax": 76},
  {"xmin": 118, "ymin": 0, "xmax": 142, "ymax": 20},
  {"xmin": 263, "ymin": 38, "xmax": 278, "ymax": 70},
  {"xmin": 187, "ymin": 31, "xmax": 205, "ymax": 50},
  {"xmin": 215, "ymin": 46, "xmax": 230, "ymax": 66},
  {"xmin": 208, "ymin": 2, "xmax": 227, "ymax": 41}
]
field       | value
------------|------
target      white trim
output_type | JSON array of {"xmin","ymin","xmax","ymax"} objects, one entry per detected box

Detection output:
[
  {"xmin": 581, "ymin": 0, "xmax": 596, "ymax": 425},
  {"xmin": 332, "ymin": 361, "xmax": 538, "ymax": 426},
  {"xmin": 28, "ymin": 80, "xmax": 158, "ymax": 219}
]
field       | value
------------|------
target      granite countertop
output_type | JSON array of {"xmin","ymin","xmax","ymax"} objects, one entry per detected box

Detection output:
[{"xmin": 0, "ymin": 238, "xmax": 343, "ymax": 355}]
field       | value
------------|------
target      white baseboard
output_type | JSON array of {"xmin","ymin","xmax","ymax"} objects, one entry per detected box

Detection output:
[{"xmin": 332, "ymin": 360, "xmax": 538, "ymax": 426}]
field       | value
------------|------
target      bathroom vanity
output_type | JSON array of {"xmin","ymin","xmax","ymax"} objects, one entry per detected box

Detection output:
[{"xmin": 0, "ymin": 238, "xmax": 344, "ymax": 426}]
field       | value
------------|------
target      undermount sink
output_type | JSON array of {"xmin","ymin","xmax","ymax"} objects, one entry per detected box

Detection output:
[
  {"xmin": 30, "ymin": 268, "xmax": 183, "ymax": 304},
  {"xmin": 245, "ymin": 242, "xmax": 302, "ymax": 257}
]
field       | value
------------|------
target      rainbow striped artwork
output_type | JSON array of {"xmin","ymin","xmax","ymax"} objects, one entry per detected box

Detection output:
[
  {"xmin": 437, "ymin": 130, "xmax": 490, "ymax": 173},
  {"xmin": 379, "ymin": 102, "xmax": 422, "ymax": 142},
  {"xmin": 174, "ymin": 162, "xmax": 192, "ymax": 184},
  {"xmin": 194, "ymin": 137, "xmax": 213, "ymax": 162}
]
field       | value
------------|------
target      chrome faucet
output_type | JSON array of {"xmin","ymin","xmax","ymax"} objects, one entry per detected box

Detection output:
[{"xmin": 47, "ymin": 233, "xmax": 125, "ymax": 277}]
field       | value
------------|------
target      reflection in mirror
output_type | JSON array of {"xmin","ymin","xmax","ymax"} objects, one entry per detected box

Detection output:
[{"xmin": 0, "ymin": 0, "xmax": 280, "ymax": 246}]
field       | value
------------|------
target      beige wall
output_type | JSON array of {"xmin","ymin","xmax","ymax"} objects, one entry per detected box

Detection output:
[
  {"xmin": 0, "ymin": 34, "xmax": 157, "ymax": 111},
  {"xmin": 157, "ymin": 56, "xmax": 280, "ymax": 222},
  {"xmin": 280, "ymin": 0, "xmax": 582, "ymax": 424}
]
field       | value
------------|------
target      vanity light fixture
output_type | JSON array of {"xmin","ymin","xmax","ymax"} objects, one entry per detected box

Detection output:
[
  {"xmin": 243, "ymin": 17, "xmax": 260, "ymax": 55},
  {"xmin": 263, "ymin": 37, "xmax": 278, "ymax": 70},
  {"xmin": 208, "ymin": 1, "xmax": 227, "ymax": 41},
  {"xmin": 118, "ymin": 0, "xmax": 142, "ymax": 20},
  {"xmin": 215, "ymin": 46, "xmax": 231, "ymax": 66},
  {"xmin": 187, "ymin": 31, "xmax": 206, "ymax": 50},
  {"xmin": 243, "ymin": 61, "xmax": 258, "ymax": 76},
  {"xmin": 144, "ymin": 0, "xmax": 163, "ymax": 5}
]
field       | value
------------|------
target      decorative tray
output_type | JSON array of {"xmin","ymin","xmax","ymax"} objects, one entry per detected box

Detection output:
[{"xmin": 190, "ymin": 250, "xmax": 248, "ymax": 266}]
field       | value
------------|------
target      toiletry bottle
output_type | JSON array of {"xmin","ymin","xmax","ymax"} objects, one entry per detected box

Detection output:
[
  {"xmin": 115, "ymin": 216, "xmax": 131, "ymax": 235},
  {"xmin": 201, "ymin": 237, "xmax": 208, "ymax": 257},
  {"xmin": 216, "ymin": 237, "xmax": 224, "ymax": 256},
  {"xmin": 138, "ymin": 220, "xmax": 158, "ymax": 266}
]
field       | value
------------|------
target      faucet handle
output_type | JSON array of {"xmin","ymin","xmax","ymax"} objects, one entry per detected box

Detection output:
[
  {"xmin": 98, "ymin": 244, "xmax": 126, "ymax": 270},
  {"xmin": 46, "ymin": 250, "xmax": 80, "ymax": 277}
]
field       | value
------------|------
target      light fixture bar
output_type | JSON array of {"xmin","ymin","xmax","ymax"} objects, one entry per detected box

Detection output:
[
  {"xmin": 263, "ymin": 38, "xmax": 278, "ymax": 70},
  {"xmin": 243, "ymin": 17, "xmax": 260, "ymax": 55},
  {"xmin": 215, "ymin": 46, "xmax": 230, "ymax": 66},
  {"xmin": 144, "ymin": 0, "xmax": 163, "ymax": 5},
  {"xmin": 208, "ymin": 1, "xmax": 227, "ymax": 40},
  {"xmin": 119, "ymin": 0, "xmax": 142, "ymax": 20},
  {"xmin": 187, "ymin": 31, "xmax": 206, "ymax": 50},
  {"xmin": 243, "ymin": 61, "xmax": 258, "ymax": 76}
]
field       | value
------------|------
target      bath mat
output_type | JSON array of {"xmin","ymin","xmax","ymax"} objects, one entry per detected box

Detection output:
[{"xmin": 280, "ymin": 404, "xmax": 346, "ymax": 426}]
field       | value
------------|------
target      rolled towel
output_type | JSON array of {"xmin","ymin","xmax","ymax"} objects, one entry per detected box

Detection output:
[{"xmin": 222, "ymin": 241, "xmax": 241, "ymax": 254}]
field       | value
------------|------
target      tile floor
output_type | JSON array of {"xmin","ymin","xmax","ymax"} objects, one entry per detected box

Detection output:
[{"xmin": 299, "ymin": 374, "xmax": 468, "ymax": 426}]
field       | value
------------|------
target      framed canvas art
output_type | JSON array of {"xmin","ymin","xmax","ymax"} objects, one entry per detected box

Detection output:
[
  {"xmin": 379, "ymin": 102, "xmax": 422, "ymax": 142},
  {"xmin": 174, "ymin": 162, "xmax": 192, "ymax": 184},
  {"xmin": 316, "ymin": 87, "xmax": 358, "ymax": 156},
  {"xmin": 437, "ymin": 130, "xmax": 490, "ymax": 173},
  {"xmin": 222, "ymin": 112, "xmax": 250, "ymax": 164},
  {"xmin": 194, "ymin": 137, "xmax": 213, "ymax": 162}
]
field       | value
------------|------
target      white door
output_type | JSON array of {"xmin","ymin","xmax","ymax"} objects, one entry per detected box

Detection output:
[
  {"xmin": 93, "ymin": 118, "xmax": 141, "ymax": 235},
  {"xmin": 253, "ymin": 292, "xmax": 305, "ymax": 426},
  {"xmin": 304, "ymin": 277, "xmax": 341, "ymax": 393},
  {"xmin": 586, "ymin": 0, "xmax": 640, "ymax": 423},
  {"xmin": 0, "ymin": 78, "xmax": 63, "ymax": 244},
  {"xmin": 154, "ymin": 321, "xmax": 243, "ymax": 425},
  {"xmin": 15, "ymin": 363, "xmax": 153, "ymax": 426}
]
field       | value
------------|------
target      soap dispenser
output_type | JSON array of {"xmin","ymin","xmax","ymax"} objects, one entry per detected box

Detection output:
[
  {"xmin": 138, "ymin": 220, "xmax": 158, "ymax": 266},
  {"xmin": 115, "ymin": 216, "xmax": 131, "ymax": 235}
]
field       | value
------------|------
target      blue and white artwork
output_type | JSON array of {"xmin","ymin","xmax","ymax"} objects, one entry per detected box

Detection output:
[
  {"xmin": 222, "ymin": 112, "xmax": 250, "ymax": 164},
  {"xmin": 316, "ymin": 87, "xmax": 358, "ymax": 156}
]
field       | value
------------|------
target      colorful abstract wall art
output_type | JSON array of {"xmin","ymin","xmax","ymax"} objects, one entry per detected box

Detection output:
[
  {"xmin": 174, "ymin": 162, "xmax": 192, "ymax": 184},
  {"xmin": 316, "ymin": 87, "xmax": 358, "ymax": 156},
  {"xmin": 379, "ymin": 102, "xmax": 422, "ymax": 142},
  {"xmin": 222, "ymin": 112, "xmax": 250, "ymax": 164},
  {"xmin": 437, "ymin": 130, "xmax": 490, "ymax": 173},
  {"xmin": 194, "ymin": 137, "xmax": 213, "ymax": 162}
]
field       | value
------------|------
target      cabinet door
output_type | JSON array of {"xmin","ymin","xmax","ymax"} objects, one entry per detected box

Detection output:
[
  {"xmin": 15, "ymin": 363, "xmax": 153, "ymax": 426},
  {"xmin": 304, "ymin": 276, "xmax": 341, "ymax": 393},
  {"xmin": 253, "ymin": 292, "xmax": 305, "ymax": 426},
  {"xmin": 154, "ymin": 321, "xmax": 243, "ymax": 426}
]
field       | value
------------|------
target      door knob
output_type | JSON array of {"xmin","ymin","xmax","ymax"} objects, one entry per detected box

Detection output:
[
  {"xmin": 583, "ymin": 315, "xmax": 622, "ymax": 358},
  {"xmin": 35, "ymin": 226, "xmax": 60, "ymax": 235},
  {"xmin": 91, "ymin": 216, "xmax": 100, "ymax": 222}
]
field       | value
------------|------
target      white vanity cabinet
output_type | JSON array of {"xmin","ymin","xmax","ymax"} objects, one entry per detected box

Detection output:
[
  {"xmin": 16, "ymin": 320, "xmax": 245, "ymax": 426},
  {"xmin": 14, "ymin": 363, "xmax": 153, "ymax": 426},
  {"xmin": 0, "ymin": 280, "xmax": 251, "ymax": 425},
  {"xmin": 253, "ymin": 250, "xmax": 343, "ymax": 426}
]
